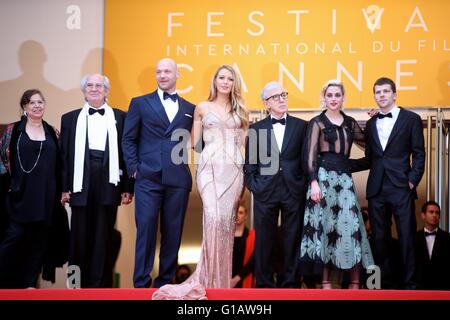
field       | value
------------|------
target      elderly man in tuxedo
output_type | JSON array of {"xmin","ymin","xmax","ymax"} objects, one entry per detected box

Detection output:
[
  {"xmin": 122, "ymin": 58, "xmax": 195, "ymax": 288},
  {"xmin": 352, "ymin": 77, "xmax": 425, "ymax": 289},
  {"xmin": 244, "ymin": 81, "xmax": 308, "ymax": 288},
  {"xmin": 60, "ymin": 74, "xmax": 133, "ymax": 287}
]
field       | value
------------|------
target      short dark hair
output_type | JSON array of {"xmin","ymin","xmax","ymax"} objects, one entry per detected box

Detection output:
[
  {"xmin": 20, "ymin": 89, "xmax": 44, "ymax": 110},
  {"xmin": 421, "ymin": 200, "xmax": 440, "ymax": 214},
  {"xmin": 373, "ymin": 77, "xmax": 396, "ymax": 94}
]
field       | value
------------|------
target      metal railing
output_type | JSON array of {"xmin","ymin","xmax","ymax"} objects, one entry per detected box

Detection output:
[{"xmin": 430, "ymin": 108, "xmax": 449, "ymax": 231}]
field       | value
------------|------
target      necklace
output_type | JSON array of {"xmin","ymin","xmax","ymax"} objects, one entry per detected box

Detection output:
[
  {"xmin": 28, "ymin": 121, "xmax": 43, "ymax": 128},
  {"xmin": 17, "ymin": 131, "xmax": 43, "ymax": 174}
]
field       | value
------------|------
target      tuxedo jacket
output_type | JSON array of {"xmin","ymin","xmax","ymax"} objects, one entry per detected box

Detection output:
[
  {"xmin": 415, "ymin": 229, "xmax": 450, "ymax": 290},
  {"xmin": 121, "ymin": 90, "xmax": 195, "ymax": 190},
  {"xmin": 352, "ymin": 107, "xmax": 425, "ymax": 198},
  {"xmin": 244, "ymin": 114, "xmax": 308, "ymax": 202},
  {"xmin": 60, "ymin": 108, "xmax": 133, "ymax": 206}
]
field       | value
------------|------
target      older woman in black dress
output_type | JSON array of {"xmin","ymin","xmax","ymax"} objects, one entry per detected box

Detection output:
[{"xmin": 0, "ymin": 89, "xmax": 67, "ymax": 288}]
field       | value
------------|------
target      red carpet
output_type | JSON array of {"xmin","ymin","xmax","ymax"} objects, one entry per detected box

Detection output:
[{"xmin": 1, "ymin": 288, "xmax": 449, "ymax": 300}]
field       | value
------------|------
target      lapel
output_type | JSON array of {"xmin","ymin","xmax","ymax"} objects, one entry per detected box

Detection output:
[
  {"xmin": 368, "ymin": 117, "xmax": 383, "ymax": 152},
  {"xmin": 281, "ymin": 114, "xmax": 294, "ymax": 153},
  {"xmin": 103, "ymin": 109, "xmax": 119, "ymax": 168},
  {"xmin": 385, "ymin": 107, "xmax": 407, "ymax": 150},
  {"xmin": 430, "ymin": 230, "xmax": 442, "ymax": 261},
  {"xmin": 70, "ymin": 109, "xmax": 82, "ymax": 142},
  {"xmin": 261, "ymin": 116, "xmax": 279, "ymax": 156},
  {"xmin": 145, "ymin": 92, "xmax": 170, "ymax": 127},
  {"xmin": 419, "ymin": 231, "xmax": 430, "ymax": 260},
  {"xmin": 70, "ymin": 110, "xmax": 90, "ymax": 174}
]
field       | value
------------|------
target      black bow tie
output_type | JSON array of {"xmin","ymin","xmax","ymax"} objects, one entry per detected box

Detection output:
[
  {"xmin": 271, "ymin": 117, "xmax": 286, "ymax": 125},
  {"xmin": 163, "ymin": 92, "xmax": 178, "ymax": 102},
  {"xmin": 88, "ymin": 108, "xmax": 105, "ymax": 116},
  {"xmin": 425, "ymin": 231, "xmax": 437, "ymax": 237},
  {"xmin": 377, "ymin": 112, "xmax": 392, "ymax": 119}
]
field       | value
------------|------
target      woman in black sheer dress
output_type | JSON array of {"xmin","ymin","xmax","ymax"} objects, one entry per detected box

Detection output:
[{"xmin": 299, "ymin": 80, "xmax": 374, "ymax": 289}]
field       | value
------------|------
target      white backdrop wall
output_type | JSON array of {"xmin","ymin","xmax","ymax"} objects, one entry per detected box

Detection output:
[
  {"xmin": 0, "ymin": 0, "xmax": 114, "ymax": 288},
  {"xmin": 0, "ymin": 0, "xmax": 104, "ymax": 127}
]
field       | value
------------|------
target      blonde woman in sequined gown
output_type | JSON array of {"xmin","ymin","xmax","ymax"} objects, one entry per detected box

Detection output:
[{"xmin": 152, "ymin": 65, "xmax": 249, "ymax": 300}]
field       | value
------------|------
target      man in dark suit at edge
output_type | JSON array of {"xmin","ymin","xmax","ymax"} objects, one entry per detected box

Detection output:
[
  {"xmin": 122, "ymin": 58, "xmax": 195, "ymax": 288},
  {"xmin": 352, "ymin": 77, "xmax": 425, "ymax": 289},
  {"xmin": 415, "ymin": 200, "xmax": 450, "ymax": 290}
]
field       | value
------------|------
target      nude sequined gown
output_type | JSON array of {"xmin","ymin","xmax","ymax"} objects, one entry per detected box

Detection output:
[{"xmin": 152, "ymin": 111, "xmax": 244, "ymax": 300}]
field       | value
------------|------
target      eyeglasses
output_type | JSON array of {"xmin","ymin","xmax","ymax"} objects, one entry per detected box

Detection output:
[
  {"xmin": 86, "ymin": 83, "xmax": 105, "ymax": 89},
  {"xmin": 265, "ymin": 92, "xmax": 288, "ymax": 102}
]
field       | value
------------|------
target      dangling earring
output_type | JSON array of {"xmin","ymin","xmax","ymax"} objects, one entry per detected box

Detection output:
[{"xmin": 23, "ymin": 110, "xmax": 27, "ymax": 117}]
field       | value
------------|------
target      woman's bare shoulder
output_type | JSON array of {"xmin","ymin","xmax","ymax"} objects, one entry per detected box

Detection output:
[{"xmin": 196, "ymin": 101, "xmax": 213, "ymax": 114}]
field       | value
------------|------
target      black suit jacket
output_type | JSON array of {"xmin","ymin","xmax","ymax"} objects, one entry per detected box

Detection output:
[
  {"xmin": 60, "ymin": 108, "xmax": 133, "ymax": 207},
  {"xmin": 244, "ymin": 114, "xmax": 308, "ymax": 202},
  {"xmin": 352, "ymin": 107, "xmax": 425, "ymax": 198},
  {"xmin": 415, "ymin": 229, "xmax": 450, "ymax": 290}
]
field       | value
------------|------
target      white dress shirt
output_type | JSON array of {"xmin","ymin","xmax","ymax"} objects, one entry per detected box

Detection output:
[
  {"xmin": 88, "ymin": 107, "xmax": 107, "ymax": 151},
  {"xmin": 271, "ymin": 114, "xmax": 287, "ymax": 151},
  {"xmin": 424, "ymin": 227, "xmax": 438, "ymax": 259},
  {"xmin": 158, "ymin": 88, "xmax": 179, "ymax": 123},
  {"xmin": 376, "ymin": 106, "xmax": 400, "ymax": 150}
]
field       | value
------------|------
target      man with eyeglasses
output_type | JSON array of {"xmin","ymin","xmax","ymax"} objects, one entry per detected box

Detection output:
[
  {"xmin": 60, "ymin": 74, "xmax": 134, "ymax": 287},
  {"xmin": 244, "ymin": 81, "xmax": 308, "ymax": 288}
]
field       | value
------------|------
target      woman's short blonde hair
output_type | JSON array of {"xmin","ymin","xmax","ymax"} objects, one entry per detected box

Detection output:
[{"xmin": 320, "ymin": 79, "xmax": 345, "ymax": 109}]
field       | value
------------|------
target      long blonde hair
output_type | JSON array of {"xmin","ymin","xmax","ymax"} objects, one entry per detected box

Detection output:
[{"xmin": 208, "ymin": 65, "xmax": 249, "ymax": 129}]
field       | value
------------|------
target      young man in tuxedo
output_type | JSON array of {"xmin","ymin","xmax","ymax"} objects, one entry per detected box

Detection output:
[
  {"xmin": 122, "ymin": 58, "xmax": 195, "ymax": 288},
  {"xmin": 352, "ymin": 77, "xmax": 425, "ymax": 289},
  {"xmin": 244, "ymin": 81, "xmax": 308, "ymax": 288},
  {"xmin": 415, "ymin": 201, "xmax": 450, "ymax": 290}
]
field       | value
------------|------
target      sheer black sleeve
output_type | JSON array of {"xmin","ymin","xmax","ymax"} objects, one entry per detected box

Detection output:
[
  {"xmin": 349, "ymin": 120, "xmax": 371, "ymax": 173},
  {"xmin": 303, "ymin": 118, "xmax": 321, "ymax": 182},
  {"xmin": 352, "ymin": 119, "xmax": 365, "ymax": 150}
]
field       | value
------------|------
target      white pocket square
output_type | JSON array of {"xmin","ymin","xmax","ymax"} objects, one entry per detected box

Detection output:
[{"xmin": 184, "ymin": 113, "xmax": 193, "ymax": 118}]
